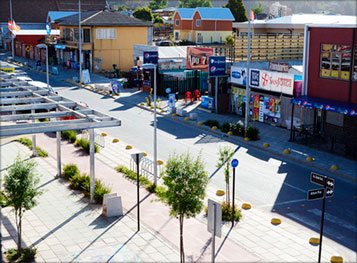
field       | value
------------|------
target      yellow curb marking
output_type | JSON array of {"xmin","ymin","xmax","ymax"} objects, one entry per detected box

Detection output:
[
  {"xmin": 242, "ymin": 203, "xmax": 251, "ymax": 210},
  {"xmin": 216, "ymin": 190, "xmax": 225, "ymax": 196},
  {"xmin": 125, "ymin": 145, "xmax": 132, "ymax": 150},
  {"xmin": 271, "ymin": 218, "xmax": 281, "ymax": 225},
  {"xmin": 309, "ymin": 237, "xmax": 320, "ymax": 245},
  {"xmin": 283, "ymin": 149, "xmax": 291, "ymax": 154},
  {"xmin": 330, "ymin": 256, "xmax": 343, "ymax": 263}
]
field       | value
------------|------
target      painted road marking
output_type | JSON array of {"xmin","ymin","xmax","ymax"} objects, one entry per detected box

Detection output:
[{"xmin": 308, "ymin": 208, "xmax": 356, "ymax": 233}]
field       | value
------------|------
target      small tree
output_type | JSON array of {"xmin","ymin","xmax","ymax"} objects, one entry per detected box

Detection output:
[
  {"xmin": 224, "ymin": 0, "xmax": 248, "ymax": 22},
  {"xmin": 149, "ymin": 0, "xmax": 168, "ymax": 10},
  {"xmin": 3, "ymin": 156, "xmax": 43, "ymax": 256},
  {"xmin": 252, "ymin": 2, "xmax": 264, "ymax": 16},
  {"xmin": 216, "ymin": 146, "xmax": 234, "ymax": 205},
  {"xmin": 133, "ymin": 7, "xmax": 153, "ymax": 22},
  {"xmin": 178, "ymin": 0, "xmax": 212, "ymax": 8},
  {"xmin": 153, "ymin": 13, "xmax": 165, "ymax": 24},
  {"xmin": 160, "ymin": 152, "xmax": 208, "ymax": 263}
]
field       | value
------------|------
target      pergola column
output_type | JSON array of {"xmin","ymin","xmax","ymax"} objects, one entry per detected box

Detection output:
[
  {"xmin": 89, "ymin": 128, "xmax": 95, "ymax": 203},
  {"xmin": 31, "ymin": 109, "xmax": 37, "ymax": 157},
  {"xmin": 56, "ymin": 131, "xmax": 61, "ymax": 177}
]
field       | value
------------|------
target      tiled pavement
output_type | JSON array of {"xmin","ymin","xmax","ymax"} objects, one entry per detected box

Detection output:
[{"xmin": 1, "ymin": 142, "xmax": 180, "ymax": 262}]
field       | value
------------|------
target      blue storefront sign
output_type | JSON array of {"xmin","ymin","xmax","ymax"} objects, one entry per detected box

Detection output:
[
  {"xmin": 209, "ymin": 56, "xmax": 226, "ymax": 76},
  {"xmin": 143, "ymin": 51, "xmax": 158, "ymax": 64},
  {"xmin": 250, "ymin": 69, "xmax": 260, "ymax": 87},
  {"xmin": 46, "ymin": 22, "xmax": 51, "ymax": 35},
  {"xmin": 201, "ymin": 96, "xmax": 215, "ymax": 109},
  {"xmin": 54, "ymin": 44, "xmax": 66, "ymax": 50}
]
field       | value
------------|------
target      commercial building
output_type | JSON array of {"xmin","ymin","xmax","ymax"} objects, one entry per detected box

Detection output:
[
  {"xmin": 57, "ymin": 9, "xmax": 152, "ymax": 72},
  {"xmin": 173, "ymin": 8, "xmax": 234, "ymax": 44}
]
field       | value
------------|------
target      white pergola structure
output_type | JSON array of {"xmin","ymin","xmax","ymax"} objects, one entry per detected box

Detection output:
[{"xmin": 0, "ymin": 72, "xmax": 121, "ymax": 202}]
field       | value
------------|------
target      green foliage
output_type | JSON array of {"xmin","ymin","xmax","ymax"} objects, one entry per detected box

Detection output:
[
  {"xmin": 178, "ymin": 0, "xmax": 212, "ymax": 8},
  {"xmin": 225, "ymin": 34, "xmax": 235, "ymax": 46},
  {"xmin": 5, "ymin": 247, "xmax": 37, "ymax": 262},
  {"xmin": 115, "ymin": 4, "xmax": 128, "ymax": 11},
  {"xmin": 94, "ymin": 180, "xmax": 111, "ymax": 204},
  {"xmin": 153, "ymin": 14, "xmax": 165, "ymax": 24},
  {"xmin": 220, "ymin": 122, "xmax": 231, "ymax": 133},
  {"xmin": 115, "ymin": 165, "xmax": 166, "ymax": 198},
  {"xmin": 3, "ymin": 156, "xmax": 43, "ymax": 255},
  {"xmin": 1, "ymin": 190, "xmax": 7, "ymax": 207},
  {"xmin": 62, "ymin": 164, "xmax": 80, "ymax": 180},
  {"xmin": 15, "ymin": 137, "xmax": 48, "ymax": 157},
  {"xmin": 145, "ymin": 96, "xmax": 152, "ymax": 106},
  {"xmin": 149, "ymin": 0, "xmax": 168, "ymax": 10},
  {"xmin": 216, "ymin": 146, "xmax": 234, "ymax": 205},
  {"xmin": 252, "ymin": 2, "xmax": 264, "ymax": 15},
  {"xmin": 231, "ymin": 121, "xmax": 245, "ymax": 136},
  {"xmin": 38, "ymin": 118, "xmax": 48, "ymax": 122},
  {"xmin": 204, "ymin": 201, "xmax": 242, "ymax": 221},
  {"xmin": 224, "ymin": 0, "xmax": 248, "ymax": 22},
  {"xmin": 203, "ymin": 119, "xmax": 220, "ymax": 128},
  {"xmin": 69, "ymin": 173, "xmax": 88, "ymax": 191},
  {"xmin": 61, "ymin": 130, "xmax": 77, "ymax": 143},
  {"xmin": 133, "ymin": 7, "xmax": 153, "ymax": 22},
  {"xmin": 75, "ymin": 138, "xmax": 99, "ymax": 154},
  {"xmin": 246, "ymin": 126, "xmax": 259, "ymax": 140}
]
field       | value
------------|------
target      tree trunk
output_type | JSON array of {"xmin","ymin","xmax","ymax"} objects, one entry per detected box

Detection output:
[
  {"xmin": 179, "ymin": 215, "xmax": 185, "ymax": 263},
  {"xmin": 16, "ymin": 209, "xmax": 22, "ymax": 256}
]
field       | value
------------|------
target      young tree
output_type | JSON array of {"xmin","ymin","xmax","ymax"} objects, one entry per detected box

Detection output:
[
  {"xmin": 133, "ymin": 7, "xmax": 153, "ymax": 22},
  {"xmin": 178, "ymin": 0, "xmax": 212, "ymax": 8},
  {"xmin": 216, "ymin": 146, "xmax": 234, "ymax": 205},
  {"xmin": 149, "ymin": 0, "xmax": 168, "ymax": 10},
  {"xmin": 153, "ymin": 13, "xmax": 165, "ymax": 24},
  {"xmin": 160, "ymin": 152, "xmax": 208, "ymax": 263},
  {"xmin": 224, "ymin": 0, "xmax": 248, "ymax": 22},
  {"xmin": 3, "ymin": 156, "xmax": 43, "ymax": 256},
  {"xmin": 252, "ymin": 2, "xmax": 264, "ymax": 16}
]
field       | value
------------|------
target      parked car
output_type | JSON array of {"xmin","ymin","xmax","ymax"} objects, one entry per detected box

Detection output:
[{"xmin": 156, "ymin": 41, "xmax": 172, "ymax": 46}]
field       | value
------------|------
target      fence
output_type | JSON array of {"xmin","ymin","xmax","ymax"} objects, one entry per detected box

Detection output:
[
  {"xmin": 129, "ymin": 157, "xmax": 163, "ymax": 181},
  {"xmin": 79, "ymin": 132, "xmax": 105, "ymax": 148}
]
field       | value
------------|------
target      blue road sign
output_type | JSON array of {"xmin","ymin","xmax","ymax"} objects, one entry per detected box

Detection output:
[{"xmin": 231, "ymin": 159, "xmax": 239, "ymax": 168}]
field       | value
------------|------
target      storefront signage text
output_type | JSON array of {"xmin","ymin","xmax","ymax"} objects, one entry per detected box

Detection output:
[
  {"xmin": 186, "ymin": 47, "xmax": 213, "ymax": 71},
  {"xmin": 269, "ymin": 61, "xmax": 289, "ymax": 72},
  {"xmin": 250, "ymin": 69, "xmax": 294, "ymax": 95}
]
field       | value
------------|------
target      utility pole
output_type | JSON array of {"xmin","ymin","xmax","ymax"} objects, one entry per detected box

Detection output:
[
  {"xmin": 79, "ymin": 0, "xmax": 82, "ymax": 83},
  {"xmin": 9, "ymin": 0, "xmax": 14, "ymax": 58},
  {"xmin": 245, "ymin": 0, "xmax": 252, "ymax": 135}
]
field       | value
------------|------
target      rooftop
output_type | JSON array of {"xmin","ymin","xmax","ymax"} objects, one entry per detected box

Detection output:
[{"xmin": 176, "ymin": 7, "xmax": 234, "ymax": 21}]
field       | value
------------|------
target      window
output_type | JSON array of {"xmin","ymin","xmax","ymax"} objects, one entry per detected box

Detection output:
[
  {"xmin": 73, "ymin": 28, "xmax": 80, "ymax": 42},
  {"xmin": 175, "ymin": 32, "xmax": 179, "ymax": 40},
  {"xmin": 197, "ymin": 32, "xmax": 202, "ymax": 43},
  {"xmin": 175, "ymin": 19, "xmax": 179, "ymax": 26},
  {"xmin": 96, "ymin": 28, "xmax": 116, "ymax": 39},
  {"xmin": 353, "ymin": 45, "xmax": 357, "ymax": 81},
  {"xmin": 196, "ymin": 19, "xmax": 201, "ymax": 27},
  {"xmin": 83, "ymin": 29, "xmax": 90, "ymax": 43},
  {"xmin": 63, "ymin": 28, "xmax": 73, "ymax": 41},
  {"xmin": 320, "ymin": 44, "xmax": 352, "ymax": 81}
]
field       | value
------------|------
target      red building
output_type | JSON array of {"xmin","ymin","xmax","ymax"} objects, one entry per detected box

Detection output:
[{"xmin": 290, "ymin": 25, "xmax": 357, "ymax": 159}]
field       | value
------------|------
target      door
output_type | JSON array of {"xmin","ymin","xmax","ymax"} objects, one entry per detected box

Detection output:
[{"xmin": 188, "ymin": 32, "xmax": 192, "ymax": 41}]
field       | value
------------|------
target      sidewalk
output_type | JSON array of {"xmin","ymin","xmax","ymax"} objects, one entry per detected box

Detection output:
[{"xmin": 11, "ymin": 131, "xmax": 354, "ymax": 262}]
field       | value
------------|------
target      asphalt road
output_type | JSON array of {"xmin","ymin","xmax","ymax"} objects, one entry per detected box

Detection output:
[{"xmin": 5, "ymin": 63, "xmax": 357, "ymax": 252}]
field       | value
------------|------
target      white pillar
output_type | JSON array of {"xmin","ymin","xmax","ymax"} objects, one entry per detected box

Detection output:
[
  {"xmin": 153, "ymin": 65, "xmax": 158, "ymax": 185},
  {"xmin": 31, "ymin": 109, "xmax": 37, "ymax": 157},
  {"xmin": 89, "ymin": 128, "xmax": 95, "ymax": 203},
  {"xmin": 79, "ymin": 0, "xmax": 82, "ymax": 83},
  {"xmin": 245, "ymin": 0, "xmax": 252, "ymax": 134},
  {"xmin": 56, "ymin": 131, "xmax": 61, "ymax": 177},
  {"xmin": 10, "ymin": 0, "xmax": 14, "ymax": 59}
]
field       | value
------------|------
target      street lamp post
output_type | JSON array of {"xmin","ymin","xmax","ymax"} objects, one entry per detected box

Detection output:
[
  {"xmin": 140, "ymin": 63, "xmax": 158, "ymax": 185},
  {"xmin": 36, "ymin": 44, "xmax": 53, "ymax": 93},
  {"xmin": 79, "ymin": 0, "xmax": 82, "ymax": 83},
  {"xmin": 9, "ymin": 0, "xmax": 14, "ymax": 59}
]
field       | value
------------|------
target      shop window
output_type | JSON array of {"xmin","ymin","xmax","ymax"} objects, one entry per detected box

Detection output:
[
  {"xmin": 353, "ymin": 45, "xmax": 357, "ymax": 81},
  {"xmin": 83, "ymin": 29, "xmax": 90, "ymax": 43},
  {"xmin": 320, "ymin": 44, "xmax": 352, "ymax": 81}
]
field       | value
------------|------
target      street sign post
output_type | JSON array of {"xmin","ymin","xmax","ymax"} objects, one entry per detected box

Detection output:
[
  {"xmin": 207, "ymin": 199, "xmax": 222, "ymax": 263},
  {"xmin": 308, "ymin": 172, "xmax": 335, "ymax": 263},
  {"xmin": 231, "ymin": 158, "xmax": 239, "ymax": 226},
  {"xmin": 131, "ymin": 153, "xmax": 144, "ymax": 231},
  {"xmin": 25, "ymin": 46, "xmax": 31, "ymax": 53}
]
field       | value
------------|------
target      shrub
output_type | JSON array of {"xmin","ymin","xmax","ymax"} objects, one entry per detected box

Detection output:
[
  {"xmin": 246, "ymin": 126, "xmax": 259, "ymax": 141},
  {"xmin": 94, "ymin": 181, "xmax": 111, "ymax": 204},
  {"xmin": 0, "ymin": 191, "xmax": 7, "ymax": 207},
  {"xmin": 62, "ymin": 164, "xmax": 80, "ymax": 180},
  {"xmin": 5, "ymin": 247, "xmax": 37, "ymax": 262},
  {"xmin": 38, "ymin": 118, "xmax": 48, "ymax": 122},
  {"xmin": 203, "ymin": 120, "xmax": 220, "ymax": 128},
  {"xmin": 204, "ymin": 201, "xmax": 242, "ymax": 221},
  {"xmin": 36, "ymin": 147, "xmax": 48, "ymax": 158},
  {"xmin": 220, "ymin": 122, "xmax": 231, "ymax": 133},
  {"xmin": 15, "ymin": 137, "xmax": 32, "ymax": 148},
  {"xmin": 75, "ymin": 138, "xmax": 99, "ymax": 154},
  {"xmin": 61, "ymin": 130, "xmax": 77, "ymax": 143},
  {"xmin": 69, "ymin": 173, "xmax": 88, "ymax": 191},
  {"xmin": 231, "ymin": 121, "xmax": 245, "ymax": 137}
]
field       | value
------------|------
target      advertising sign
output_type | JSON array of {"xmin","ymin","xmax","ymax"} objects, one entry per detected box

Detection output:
[
  {"xmin": 231, "ymin": 66, "xmax": 247, "ymax": 86},
  {"xmin": 259, "ymin": 96, "xmax": 264, "ymax": 122},
  {"xmin": 82, "ymin": 69, "xmax": 91, "ymax": 84},
  {"xmin": 209, "ymin": 56, "xmax": 226, "ymax": 76},
  {"xmin": 46, "ymin": 22, "xmax": 51, "ymax": 35},
  {"xmin": 186, "ymin": 47, "xmax": 213, "ymax": 71},
  {"xmin": 143, "ymin": 51, "xmax": 158, "ymax": 64},
  {"xmin": 110, "ymin": 80, "xmax": 121, "ymax": 95},
  {"xmin": 250, "ymin": 69, "xmax": 294, "ymax": 95},
  {"xmin": 250, "ymin": 69, "xmax": 260, "ymax": 87},
  {"xmin": 269, "ymin": 61, "xmax": 289, "ymax": 72},
  {"xmin": 168, "ymin": 93, "xmax": 176, "ymax": 108}
]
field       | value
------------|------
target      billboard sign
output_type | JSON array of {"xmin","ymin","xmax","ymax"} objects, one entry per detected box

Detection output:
[
  {"xmin": 186, "ymin": 47, "xmax": 213, "ymax": 71},
  {"xmin": 209, "ymin": 56, "xmax": 226, "ymax": 76},
  {"xmin": 143, "ymin": 51, "xmax": 158, "ymax": 64},
  {"xmin": 231, "ymin": 66, "xmax": 247, "ymax": 86},
  {"xmin": 250, "ymin": 69, "xmax": 294, "ymax": 95}
]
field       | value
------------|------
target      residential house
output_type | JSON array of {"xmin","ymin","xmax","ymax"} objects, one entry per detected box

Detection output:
[
  {"xmin": 57, "ymin": 9, "xmax": 153, "ymax": 72},
  {"xmin": 173, "ymin": 8, "xmax": 234, "ymax": 44},
  {"xmin": 0, "ymin": 0, "xmax": 108, "ymax": 48},
  {"xmin": 269, "ymin": 2, "xmax": 292, "ymax": 17}
]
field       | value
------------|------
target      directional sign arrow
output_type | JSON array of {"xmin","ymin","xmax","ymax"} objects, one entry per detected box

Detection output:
[
  {"xmin": 325, "ymin": 188, "xmax": 334, "ymax": 198},
  {"xmin": 308, "ymin": 188, "xmax": 325, "ymax": 201},
  {"xmin": 326, "ymin": 178, "xmax": 335, "ymax": 190}
]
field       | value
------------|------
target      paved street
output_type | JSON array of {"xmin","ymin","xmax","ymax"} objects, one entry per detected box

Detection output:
[{"xmin": 1, "ymin": 57, "xmax": 356, "ymax": 262}]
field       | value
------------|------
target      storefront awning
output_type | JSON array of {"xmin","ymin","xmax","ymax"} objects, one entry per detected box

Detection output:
[{"xmin": 291, "ymin": 96, "xmax": 357, "ymax": 117}]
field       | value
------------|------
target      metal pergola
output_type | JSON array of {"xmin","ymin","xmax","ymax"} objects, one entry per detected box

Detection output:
[{"xmin": 0, "ymin": 72, "xmax": 121, "ymax": 202}]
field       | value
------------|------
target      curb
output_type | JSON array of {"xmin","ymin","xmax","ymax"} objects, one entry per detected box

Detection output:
[{"xmin": 135, "ymin": 103, "xmax": 355, "ymax": 182}]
